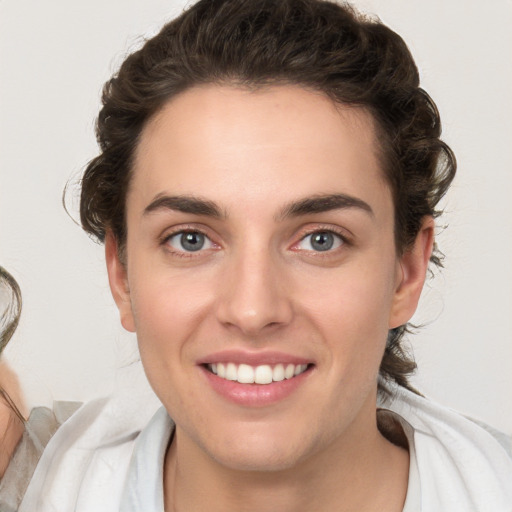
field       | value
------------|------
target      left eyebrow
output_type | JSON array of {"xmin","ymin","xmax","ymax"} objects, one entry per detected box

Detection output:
[{"xmin": 277, "ymin": 193, "xmax": 374, "ymax": 220}]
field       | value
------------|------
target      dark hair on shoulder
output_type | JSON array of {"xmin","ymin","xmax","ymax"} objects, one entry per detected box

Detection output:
[{"xmin": 79, "ymin": 0, "xmax": 456, "ymax": 395}]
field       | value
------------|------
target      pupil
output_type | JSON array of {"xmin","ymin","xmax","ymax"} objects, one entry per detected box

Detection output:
[
  {"xmin": 181, "ymin": 232, "xmax": 204, "ymax": 251},
  {"xmin": 311, "ymin": 232, "xmax": 333, "ymax": 251}
]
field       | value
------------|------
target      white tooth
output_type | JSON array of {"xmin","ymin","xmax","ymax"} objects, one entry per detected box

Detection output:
[
  {"xmin": 254, "ymin": 365, "xmax": 273, "ymax": 384},
  {"xmin": 294, "ymin": 364, "xmax": 308, "ymax": 376},
  {"xmin": 237, "ymin": 364, "xmax": 255, "ymax": 384},
  {"xmin": 217, "ymin": 363, "xmax": 226, "ymax": 378},
  {"xmin": 293, "ymin": 364, "xmax": 308, "ymax": 376},
  {"xmin": 226, "ymin": 363, "xmax": 237, "ymax": 381},
  {"xmin": 273, "ymin": 364, "xmax": 285, "ymax": 382},
  {"xmin": 284, "ymin": 364, "xmax": 295, "ymax": 379},
  {"xmin": 211, "ymin": 363, "xmax": 217, "ymax": 374}
]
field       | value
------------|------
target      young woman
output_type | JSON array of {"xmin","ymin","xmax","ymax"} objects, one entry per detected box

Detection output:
[
  {"xmin": 0, "ymin": 268, "xmax": 81, "ymax": 511},
  {"xmin": 0, "ymin": 266, "xmax": 24, "ymax": 481},
  {"xmin": 17, "ymin": 0, "xmax": 512, "ymax": 510}
]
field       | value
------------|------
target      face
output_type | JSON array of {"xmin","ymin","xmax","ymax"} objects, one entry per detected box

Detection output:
[{"xmin": 107, "ymin": 85, "xmax": 432, "ymax": 472}]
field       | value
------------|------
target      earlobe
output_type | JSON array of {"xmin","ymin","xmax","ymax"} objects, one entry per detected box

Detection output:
[
  {"xmin": 389, "ymin": 217, "xmax": 435, "ymax": 329},
  {"xmin": 105, "ymin": 233, "xmax": 136, "ymax": 333}
]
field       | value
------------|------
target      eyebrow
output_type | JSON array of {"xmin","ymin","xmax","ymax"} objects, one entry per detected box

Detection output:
[
  {"xmin": 143, "ymin": 194, "xmax": 224, "ymax": 218},
  {"xmin": 143, "ymin": 192, "xmax": 373, "ymax": 220},
  {"xmin": 278, "ymin": 193, "xmax": 374, "ymax": 220}
]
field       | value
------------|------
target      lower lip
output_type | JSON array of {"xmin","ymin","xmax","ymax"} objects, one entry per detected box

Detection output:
[{"xmin": 201, "ymin": 366, "xmax": 312, "ymax": 407}]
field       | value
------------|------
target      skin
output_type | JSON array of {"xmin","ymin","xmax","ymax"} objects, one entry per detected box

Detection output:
[
  {"xmin": 0, "ymin": 361, "xmax": 26, "ymax": 478},
  {"xmin": 107, "ymin": 85, "xmax": 434, "ymax": 511}
]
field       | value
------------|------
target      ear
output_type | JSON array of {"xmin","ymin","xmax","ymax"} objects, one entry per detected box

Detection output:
[
  {"xmin": 389, "ymin": 217, "xmax": 435, "ymax": 329},
  {"xmin": 105, "ymin": 232, "xmax": 136, "ymax": 333}
]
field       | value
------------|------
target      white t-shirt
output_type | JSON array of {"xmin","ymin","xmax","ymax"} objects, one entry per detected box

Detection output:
[{"xmin": 19, "ymin": 383, "xmax": 512, "ymax": 512}]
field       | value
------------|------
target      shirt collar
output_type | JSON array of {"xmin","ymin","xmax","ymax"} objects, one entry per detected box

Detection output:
[{"xmin": 120, "ymin": 406, "xmax": 174, "ymax": 512}]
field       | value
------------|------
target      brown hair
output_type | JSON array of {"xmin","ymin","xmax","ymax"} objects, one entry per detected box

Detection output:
[{"xmin": 79, "ymin": 0, "xmax": 456, "ymax": 394}]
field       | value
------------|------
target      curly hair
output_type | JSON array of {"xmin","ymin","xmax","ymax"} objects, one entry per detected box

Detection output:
[{"xmin": 79, "ymin": 0, "xmax": 456, "ymax": 394}]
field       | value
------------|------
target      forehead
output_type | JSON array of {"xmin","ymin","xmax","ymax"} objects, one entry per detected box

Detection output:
[{"xmin": 130, "ymin": 84, "xmax": 391, "ymax": 218}]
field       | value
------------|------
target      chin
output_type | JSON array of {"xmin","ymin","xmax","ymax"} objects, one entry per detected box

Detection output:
[
  {"xmin": 202, "ymin": 427, "xmax": 315, "ymax": 473},
  {"xmin": 212, "ymin": 447, "xmax": 304, "ymax": 473}
]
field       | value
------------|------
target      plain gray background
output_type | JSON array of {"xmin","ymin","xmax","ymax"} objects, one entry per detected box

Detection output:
[{"xmin": 1, "ymin": 0, "xmax": 511, "ymax": 433}]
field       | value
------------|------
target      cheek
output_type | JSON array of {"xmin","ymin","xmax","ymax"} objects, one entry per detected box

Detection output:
[
  {"xmin": 297, "ymin": 260, "xmax": 397, "ymax": 368},
  {"xmin": 301, "ymin": 259, "xmax": 396, "ymax": 328},
  {"xmin": 127, "ymin": 279, "xmax": 206, "ymax": 407},
  {"xmin": 132, "ymin": 283, "xmax": 204, "ymax": 340},
  {"xmin": 127, "ymin": 263, "xmax": 219, "ymax": 364}
]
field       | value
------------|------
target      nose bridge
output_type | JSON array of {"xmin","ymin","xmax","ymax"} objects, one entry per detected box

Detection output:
[{"xmin": 216, "ymin": 238, "xmax": 292, "ymax": 335}]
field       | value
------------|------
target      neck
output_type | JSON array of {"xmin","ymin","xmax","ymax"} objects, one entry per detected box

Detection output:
[
  {"xmin": 164, "ymin": 400, "xmax": 409, "ymax": 512},
  {"xmin": 0, "ymin": 392, "xmax": 25, "ymax": 478}
]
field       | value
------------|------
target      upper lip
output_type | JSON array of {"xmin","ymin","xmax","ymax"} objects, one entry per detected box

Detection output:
[{"xmin": 197, "ymin": 350, "xmax": 313, "ymax": 366}]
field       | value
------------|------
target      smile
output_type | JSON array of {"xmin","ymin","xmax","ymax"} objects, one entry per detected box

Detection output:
[{"xmin": 207, "ymin": 362, "xmax": 309, "ymax": 385}]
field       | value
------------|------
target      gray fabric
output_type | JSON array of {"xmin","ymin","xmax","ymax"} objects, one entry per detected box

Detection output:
[{"xmin": 0, "ymin": 402, "xmax": 81, "ymax": 512}]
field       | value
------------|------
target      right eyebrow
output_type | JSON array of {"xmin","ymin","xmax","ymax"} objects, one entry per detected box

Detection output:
[{"xmin": 143, "ymin": 194, "xmax": 225, "ymax": 218}]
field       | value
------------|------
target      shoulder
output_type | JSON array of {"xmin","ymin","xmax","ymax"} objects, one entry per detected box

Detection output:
[
  {"xmin": 0, "ymin": 401, "xmax": 80, "ymax": 511},
  {"xmin": 381, "ymin": 384, "xmax": 512, "ymax": 510},
  {"xmin": 19, "ymin": 391, "xmax": 161, "ymax": 512}
]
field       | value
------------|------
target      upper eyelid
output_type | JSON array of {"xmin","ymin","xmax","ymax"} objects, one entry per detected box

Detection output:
[
  {"xmin": 160, "ymin": 227, "xmax": 214, "ymax": 250},
  {"xmin": 160, "ymin": 224, "xmax": 214, "ymax": 241},
  {"xmin": 161, "ymin": 229, "xmax": 219, "ymax": 257},
  {"xmin": 167, "ymin": 230, "xmax": 213, "ymax": 249},
  {"xmin": 301, "ymin": 230, "xmax": 345, "ymax": 241},
  {"xmin": 287, "ymin": 228, "xmax": 352, "ymax": 257},
  {"xmin": 294, "ymin": 231, "xmax": 346, "ymax": 250},
  {"xmin": 294, "ymin": 224, "xmax": 352, "ymax": 242},
  {"xmin": 158, "ymin": 223, "xmax": 352, "ymax": 247}
]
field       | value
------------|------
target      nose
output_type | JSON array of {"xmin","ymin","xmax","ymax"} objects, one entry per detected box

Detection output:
[{"xmin": 215, "ymin": 247, "xmax": 293, "ymax": 336}]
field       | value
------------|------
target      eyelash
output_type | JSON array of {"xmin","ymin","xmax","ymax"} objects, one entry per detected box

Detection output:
[
  {"xmin": 291, "ymin": 226, "xmax": 350, "ymax": 255},
  {"xmin": 159, "ymin": 225, "xmax": 351, "ymax": 258},
  {"xmin": 160, "ymin": 226, "xmax": 217, "ymax": 258}
]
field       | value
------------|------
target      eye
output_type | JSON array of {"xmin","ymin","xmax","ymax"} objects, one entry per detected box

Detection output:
[
  {"xmin": 166, "ymin": 231, "xmax": 214, "ymax": 252},
  {"xmin": 297, "ymin": 231, "xmax": 344, "ymax": 252}
]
